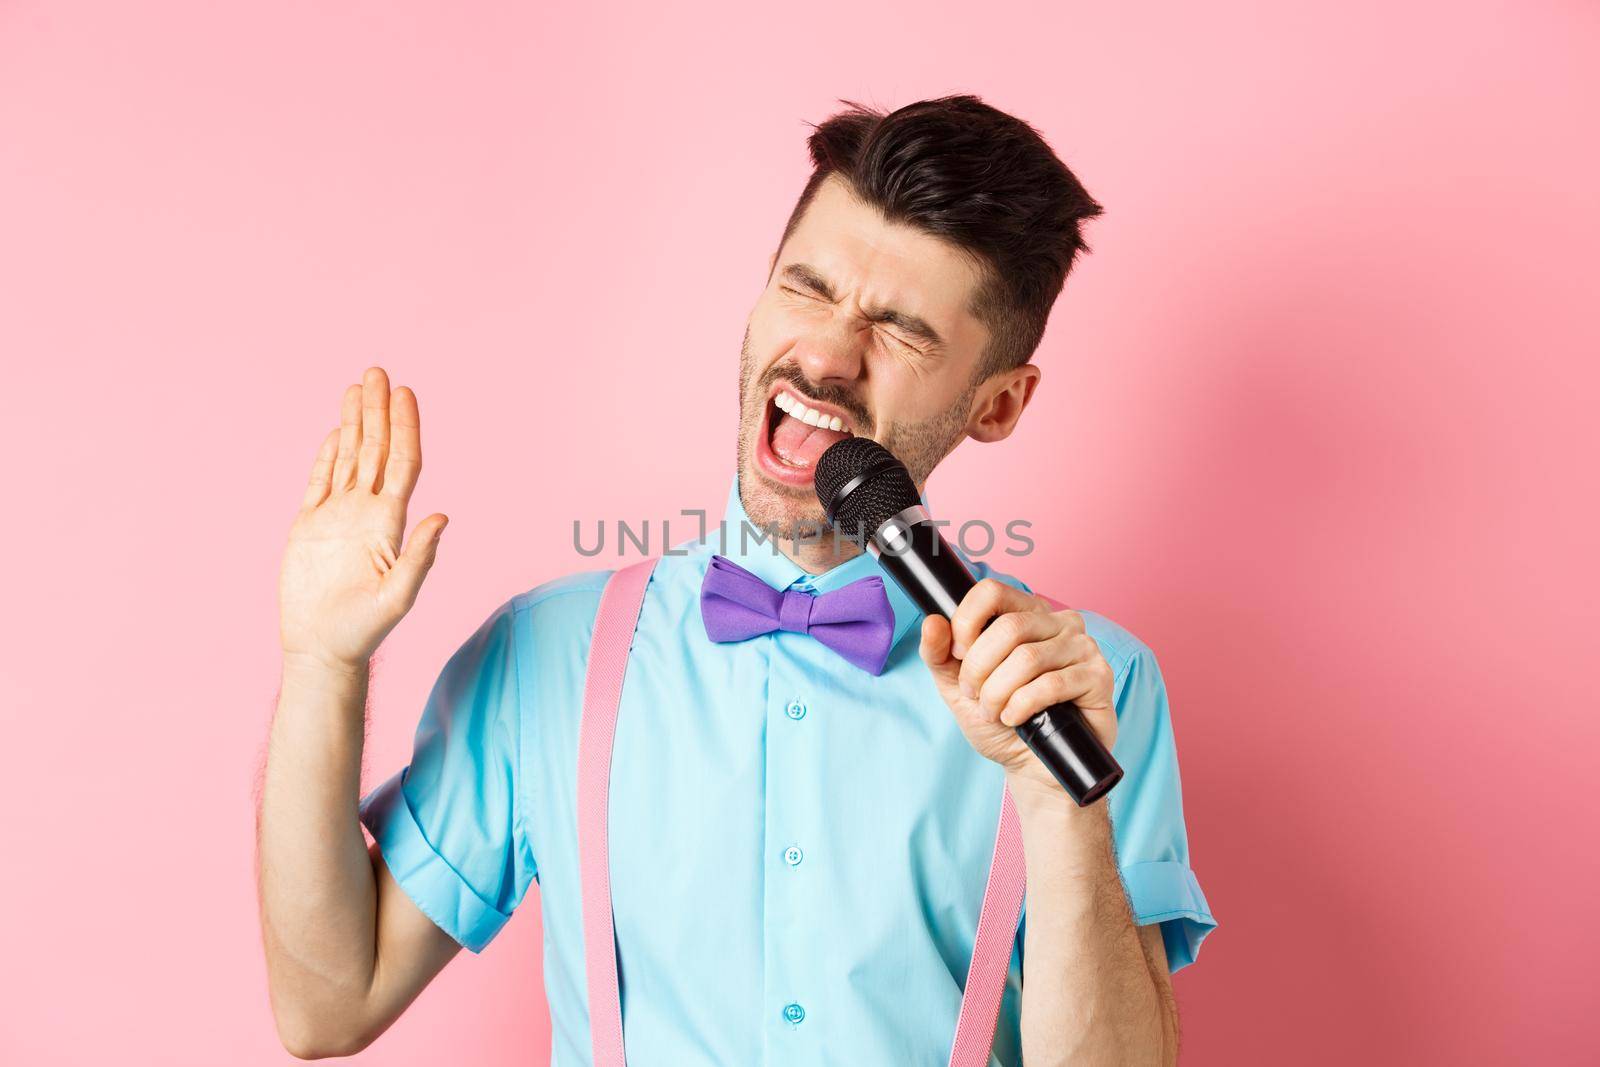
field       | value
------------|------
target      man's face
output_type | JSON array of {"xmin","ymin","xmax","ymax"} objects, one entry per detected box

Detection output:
[{"xmin": 738, "ymin": 176, "xmax": 993, "ymax": 537}]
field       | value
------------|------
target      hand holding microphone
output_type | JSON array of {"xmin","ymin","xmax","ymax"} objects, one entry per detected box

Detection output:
[{"xmin": 815, "ymin": 438, "xmax": 1123, "ymax": 806}]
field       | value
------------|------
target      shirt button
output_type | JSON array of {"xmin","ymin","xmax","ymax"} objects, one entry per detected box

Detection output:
[
  {"xmin": 783, "ymin": 1002, "xmax": 806, "ymax": 1025},
  {"xmin": 783, "ymin": 845, "xmax": 804, "ymax": 867},
  {"xmin": 785, "ymin": 699, "xmax": 807, "ymax": 720}
]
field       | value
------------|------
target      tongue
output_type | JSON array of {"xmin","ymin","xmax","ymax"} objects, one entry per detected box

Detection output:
[{"xmin": 771, "ymin": 411, "xmax": 848, "ymax": 468}]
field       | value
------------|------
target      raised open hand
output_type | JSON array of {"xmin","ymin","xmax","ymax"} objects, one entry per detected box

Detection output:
[{"xmin": 278, "ymin": 367, "xmax": 448, "ymax": 674}]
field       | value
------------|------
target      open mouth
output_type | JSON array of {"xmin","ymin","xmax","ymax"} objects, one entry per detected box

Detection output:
[{"xmin": 755, "ymin": 385, "xmax": 857, "ymax": 487}]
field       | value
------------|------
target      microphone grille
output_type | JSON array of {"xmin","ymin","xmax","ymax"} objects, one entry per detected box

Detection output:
[{"xmin": 814, "ymin": 437, "xmax": 921, "ymax": 537}]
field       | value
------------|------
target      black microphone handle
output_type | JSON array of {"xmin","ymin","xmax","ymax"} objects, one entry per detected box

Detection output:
[{"xmin": 872, "ymin": 519, "xmax": 1123, "ymax": 807}]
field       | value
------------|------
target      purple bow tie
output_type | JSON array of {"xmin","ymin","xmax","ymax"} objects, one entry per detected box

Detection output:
[{"xmin": 700, "ymin": 555, "xmax": 895, "ymax": 675}]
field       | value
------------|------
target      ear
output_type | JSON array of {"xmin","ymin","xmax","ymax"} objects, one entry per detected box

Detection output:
[{"xmin": 966, "ymin": 364, "xmax": 1041, "ymax": 443}]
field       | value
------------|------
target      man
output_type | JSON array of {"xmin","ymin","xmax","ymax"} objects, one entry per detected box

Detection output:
[{"xmin": 258, "ymin": 95, "xmax": 1215, "ymax": 1064}]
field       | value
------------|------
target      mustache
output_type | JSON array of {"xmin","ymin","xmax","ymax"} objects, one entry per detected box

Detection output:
[{"xmin": 759, "ymin": 365, "xmax": 874, "ymax": 432}]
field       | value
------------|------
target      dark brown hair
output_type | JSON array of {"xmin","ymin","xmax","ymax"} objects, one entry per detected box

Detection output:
[{"xmin": 778, "ymin": 95, "xmax": 1103, "ymax": 377}]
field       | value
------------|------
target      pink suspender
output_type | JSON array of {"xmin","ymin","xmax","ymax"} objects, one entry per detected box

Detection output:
[
  {"xmin": 576, "ymin": 559, "xmax": 1028, "ymax": 1067},
  {"xmin": 946, "ymin": 791, "xmax": 1026, "ymax": 1065},
  {"xmin": 578, "ymin": 559, "xmax": 657, "ymax": 1066}
]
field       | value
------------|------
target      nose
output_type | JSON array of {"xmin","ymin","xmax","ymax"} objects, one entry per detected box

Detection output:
[{"xmin": 792, "ymin": 316, "xmax": 867, "ymax": 387}]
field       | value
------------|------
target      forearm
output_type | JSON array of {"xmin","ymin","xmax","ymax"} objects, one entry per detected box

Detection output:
[
  {"xmin": 1011, "ymin": 780, "xmax": 1176, "ymax": 1067},
  {"xmin": 256, "ymin": 656, "xmax": 380, "ymax": 1053}
]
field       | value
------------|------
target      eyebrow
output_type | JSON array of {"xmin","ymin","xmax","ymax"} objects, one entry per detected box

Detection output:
[{"xmin": 780, "ymin": 263, "xmax": 946, "ymax": 349}]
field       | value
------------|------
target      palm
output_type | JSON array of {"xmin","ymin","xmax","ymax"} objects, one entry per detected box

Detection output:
[
  {"xmin": 278, "ymin": 368, "xmax": 447, "ymax": 672},
  {"xmin": 280, "ymin": 491, "xmax": 406, "ymax": 664}
]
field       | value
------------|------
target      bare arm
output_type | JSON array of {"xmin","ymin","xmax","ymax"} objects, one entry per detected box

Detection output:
[
  {"xmin": 256, "ymin": 367, "xmax": 459, "ymax": 1058},
  {"xmin": 919, "ymin": 580, "xmax": 1179, "ymax": 1065},
  {"xmin": 1010, "ymin": 788, "xmax": 1178, "ymax": 1066}
]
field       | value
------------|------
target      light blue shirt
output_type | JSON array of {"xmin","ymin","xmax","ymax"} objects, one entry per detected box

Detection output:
[{"xmin": 360, "ymin": 477, "xmax": 1215, "ymax": 1065}]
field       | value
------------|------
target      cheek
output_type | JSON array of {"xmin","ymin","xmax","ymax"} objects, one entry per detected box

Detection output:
[
  {"xmin": 872, "ymin": 366, "xmax": 974, "ymax": 440},
  {"xmin": 871, "ymin": 362, "xmax": 937, "ymax": 415},
  {"xmin": 746, "ymin": 302, "xmax": 806, "ymax": 367}
]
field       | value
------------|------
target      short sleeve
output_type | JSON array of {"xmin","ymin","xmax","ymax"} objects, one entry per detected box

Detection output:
[
  {"xmin": 358, "ymin": 599, "xmax": 535, "ymax": 953},
  {"xmin": 1106, "ymin": 643, "xmax": 1217, "ymax": 971}
]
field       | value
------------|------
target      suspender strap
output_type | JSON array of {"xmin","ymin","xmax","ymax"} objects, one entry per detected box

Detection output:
[
  {"xmin": 941, "ymin": 590, "xmax": 1056, "ymax": 1062},
  {"xmin": 946, "ymin": 788, "xmax": 1027, "ymax": 1067},
  {"xmin": 577, "ymin": 559, "xmax": 1029, "ymax": 1067},
  {"xmin": 577, "ymin": 559, "xmax": 657, "ymax": 1067}
]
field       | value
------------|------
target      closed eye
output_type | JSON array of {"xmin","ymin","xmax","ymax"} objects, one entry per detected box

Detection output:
[
  {"xmin": 779, "ymin": 280, "xmax": 928, "ymax": 354},
  {"xmin": 877, "ymin": 326, "xmax": 921, "ymax": 353}
]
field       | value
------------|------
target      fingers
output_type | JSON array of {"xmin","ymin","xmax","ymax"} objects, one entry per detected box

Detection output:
[
  {"xmin": 355, "ymin": 366, "xmax": 391, "ymax": 492},
  {"xmin": 918, "ymin": 615, "xmax": 960, "ymax": 687},
  {"xmin": 331, "ymin": 383, "xmax": 362, "ymax": 490},
  {"xmin": 386, "ymin": 513, "xmax": 450, "ymax": 614},
  {"xmin": 998, "ymin": 660, "xmax": 1113, "ymax": 728},
  {"xmin": 301, "ymin": 428, "xmax": 340, "ymax": 509},
  {"xmin": 949, "ymin": 579, "xmax": 1051, "ymax": 658},
  {"xmin": 977, "ymin": 631, "xmax": 1100, "ymax": 719},
  {"xmin": 957, "ymin": 610, "xmax": 1063, "ymax": 699},
  {"xmin": 325, "ymin": 369, "xmax": 412, "ymax": 498},
  {"xmin": 919, "ymin": 614, "xmax": 952, "ymax": 661},
  {"xmin": 380, "ymin": 386, "xmax": 422, "ymax": 501}
]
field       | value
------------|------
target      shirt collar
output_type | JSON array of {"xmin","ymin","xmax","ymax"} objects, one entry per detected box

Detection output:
[{"xmin": 718, "ymin": 475, "xmax": 924, "ymax": 650}]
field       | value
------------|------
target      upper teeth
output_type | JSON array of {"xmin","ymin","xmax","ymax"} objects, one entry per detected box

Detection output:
[{"xmin": 775, "ymin": 391, "xmax": 848, "ymax": 433}]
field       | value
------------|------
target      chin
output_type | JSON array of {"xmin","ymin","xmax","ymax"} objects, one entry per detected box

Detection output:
[{"xmin": 740, "ymin": 458, "xmax": 825, "ymax": 535}]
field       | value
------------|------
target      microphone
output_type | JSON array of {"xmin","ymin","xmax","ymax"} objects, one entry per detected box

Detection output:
[{"xmin": 814, "ymin": 437, "xmax": 1123, "ymax": 806}]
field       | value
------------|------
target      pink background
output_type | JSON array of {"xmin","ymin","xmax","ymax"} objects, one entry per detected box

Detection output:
[{"xmin": 1, "ymin": 2, "xmax": 1595, "ymax": 1063}]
